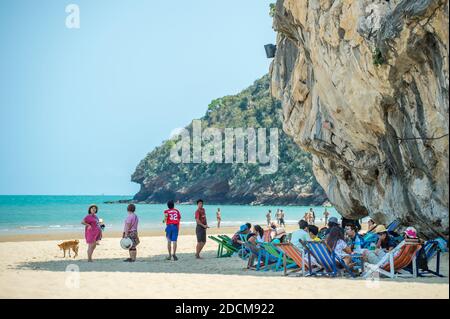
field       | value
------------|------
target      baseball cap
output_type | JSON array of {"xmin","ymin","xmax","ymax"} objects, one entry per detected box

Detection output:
[{"xmin": 328, "ymin": 217, "xmax": 338, "ymax": 224}]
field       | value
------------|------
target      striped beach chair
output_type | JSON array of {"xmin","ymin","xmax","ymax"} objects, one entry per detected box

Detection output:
[
  {"xmin": 260, "ymin": 242, "xmax": 298, "ymax": 272},
  {"xmin": 275, "ymin": 243, "xmax": 308, "ymax": 276},
  {"xmin": 304, "ymin": 241, "xmax": 356, "ymax": 277},
  {"xmin": 362, "ymin": 240, "xmax": 422, "ymax": 279},
  {"xmin": 263, "ymin": 229, "xmax": 272, "ymax": 242}
]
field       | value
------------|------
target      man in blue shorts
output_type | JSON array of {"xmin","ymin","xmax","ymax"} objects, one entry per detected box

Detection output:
[{"xmin": 163, "ymin": 200, "xmax": 181, "ymax": 261}]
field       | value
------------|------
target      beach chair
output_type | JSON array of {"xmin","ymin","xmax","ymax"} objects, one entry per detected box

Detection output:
[
  {"xmin": 208, "ymin": 235, "xmax": 238, "ymax": 258},
  {"xmin": 407, "ymin": 240, "xmax": 445, "ymax": 277},
  {"xmin": 303, "ymin": 241, "xmax": 356, "ymax": 277},
  {"xmin": 362, "ymin": 240, "xmax": 422, "ymax": 279},
  {"xmin": 260, "ymin": 242, "xmax": 298, "ymax": 272},
  {"xmin": 238, "ymin": 234, "xmax": 252, "ymax": 259},
  {"xmin": 245, "ymin": 242, "xmax": 278, "ymax": 271},
  {"xmin": 263, "ymin": 229, "xmax": 272, "ymax": 242},
  {"xmin": 274, "ymin": 243, "xmax": 308, "ymax": 276}
]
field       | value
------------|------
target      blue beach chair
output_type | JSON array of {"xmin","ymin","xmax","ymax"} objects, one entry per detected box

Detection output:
[
  {"xmin": 245, "ymin": 242, "xmax": 278, "ymax": 271},
  {"xmin": 303, "ymin": 241, "xmax": 356, "ymax": 278},
  {"xmin": 409, "ymin": 239, "xmax": 446, "ymax": 277}
]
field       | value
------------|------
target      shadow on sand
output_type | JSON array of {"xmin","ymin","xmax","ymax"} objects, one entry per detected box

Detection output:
[{"xmin": 13, "ymin": 251, "xmax": 449, "ymax": 284}]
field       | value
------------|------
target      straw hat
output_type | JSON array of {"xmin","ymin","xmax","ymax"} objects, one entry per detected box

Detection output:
[{"xmin": 374, "ymin": 225, "xmax": 387, "ymax": 233}]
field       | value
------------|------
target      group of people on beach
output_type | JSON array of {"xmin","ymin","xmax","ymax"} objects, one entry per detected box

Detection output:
[
  {"xmin": 223, "ymin": 213, "xmax": 421, "ymax": 273},
  {"xmin": 81, "ymin": 199, "xmax": 211, "ymax": 262}
]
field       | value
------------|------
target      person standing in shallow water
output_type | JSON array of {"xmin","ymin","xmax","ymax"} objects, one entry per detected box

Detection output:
[
  {"xmin": 81, "ymin": 204, "xmax": 102, "ymax": 262},
  {"xmin": 216, "ymin": 208, "xmax": 221, "ymax": 228},
  {"xmin": 266, "ymin": 210, "xmax": 272, "ymax": 226},
  {"xmin": 195, "ymin": 199, "xmax": 208, "ymax": 259},
  {"xmin": 323, "ymin": 208, "xmax": 330, "ymax": 226},
  {"xmin": 123, "ymin": 204, "xmax": 139, "ymax": 262}
]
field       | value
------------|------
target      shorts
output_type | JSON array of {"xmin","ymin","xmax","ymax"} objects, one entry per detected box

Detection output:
[
  {"xmin": 166, "ymin": 224, "xmax": 179, "ymax": 242},
  {"xmin": 128, "ymin": 230, "xmax": 140, "ymax": 250},
  {"xmin": 196, "ymin": 225, "xmax": 207, "ymax": 243}
]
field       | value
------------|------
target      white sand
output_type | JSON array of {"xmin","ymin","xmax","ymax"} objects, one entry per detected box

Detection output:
[{"xmin": 0, "ymin": 234, "xmax": 448, "ymax": 299}]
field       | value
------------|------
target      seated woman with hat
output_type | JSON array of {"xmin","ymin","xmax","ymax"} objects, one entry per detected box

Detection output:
[{"xmin": 362, "ymin": 224, "xmax": 400, "ymax": 264}]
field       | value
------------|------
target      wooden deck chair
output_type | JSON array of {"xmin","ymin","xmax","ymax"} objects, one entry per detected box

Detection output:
[
  {"xmin": 275, "ymin": 243, "xmax": 308, "ymax": 276},
  {"xmin": 260, "ymin": 242, "xmax": 298, "ymax": 272},
  {"xmin": 362, "ymin": 240, "xmax": 422, "ymax": 279},
  {"xmin": 245, "ymin": 242, "xmax": 278, "ymax": 271},
  {"xmin": 208, "ymin": 235, "xmax": 238, "ymax": 258},
  {"xmin": 304, "ymin": 241, "xmax": 356, "ymax": 278},
  {"xmin": 263, "ymin": 229, "xmax": 272, "ymax": 242}
]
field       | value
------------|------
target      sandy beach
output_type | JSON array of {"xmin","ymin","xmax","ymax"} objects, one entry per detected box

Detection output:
[{"xmin": 0, "ymin": 229, "xmax": 448, "ymax": 299}]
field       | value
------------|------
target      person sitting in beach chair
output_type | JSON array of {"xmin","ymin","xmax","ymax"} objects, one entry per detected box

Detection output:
[
  {"xmin": 362, "ymin": 225, "xmax": 397, "ymax": 264},
  {"xmin": 362, "ymin": 227, "xmax": 421, "ymax": 278},
  {"xmin": 246, "ymin": 225, "xmax": 265, "ymax": 268},
  {"xmin": 290, "ymin": 220, "xmax": 311, "ymax": 250},
  {"xmin": 325, "ymin": 226, "xmax": 354, "ymax": 269},
  {"xmin": 366, "ymin": 219, "xmax": 377, "ymax": 233},
  {"xmin": 345, "ymin": 224, "xmax": 364, "ymax": 253},
  {"xmin": 271, "ymin": 228, "xmax": 287, "ymax": 244},
  {"xmin": 231, "ymin": 224, "xmax": 250, "ymax": 249},
  {"xmin": 308, "ymin": 225, "xmax": 321, "ymax": 242},
  {"xmin": 322, "ymin": 216, "xmax": 342, "ymax": 238}
]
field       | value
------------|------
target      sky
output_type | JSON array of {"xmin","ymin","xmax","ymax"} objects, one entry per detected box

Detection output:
[{"xmin": 0, "ymin": 0, "xmax": 276, "ymax": 195}]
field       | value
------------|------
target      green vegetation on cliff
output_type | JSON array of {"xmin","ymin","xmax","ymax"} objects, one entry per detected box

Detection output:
[{"xmin": 131, "ymin": 75, "xmax": 327, "ymax": 205}]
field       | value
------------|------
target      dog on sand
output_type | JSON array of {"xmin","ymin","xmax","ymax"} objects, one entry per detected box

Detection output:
[{"xmin": 58, "ymin": 240, "xmax": 79, "ymax": 258}]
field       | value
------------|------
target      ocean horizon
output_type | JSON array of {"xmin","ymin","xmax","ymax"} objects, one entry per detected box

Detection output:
[{"xmin": 0, "ymin": 195, "xmax": 349, "ymax": 235}]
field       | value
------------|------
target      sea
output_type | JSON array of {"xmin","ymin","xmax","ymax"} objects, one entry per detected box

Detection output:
[{"xmin": 0, "ymin": 195, "xmax": 349, "ymax": 235}]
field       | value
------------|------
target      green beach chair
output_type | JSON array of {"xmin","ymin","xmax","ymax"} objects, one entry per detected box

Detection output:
[
  {"xmin": 260, "ymin": 242, "xmax": 298, "ymax": 272},
  {"xmin": 208, "ymin": 235, "xmax": 238, "ymax": 258}
]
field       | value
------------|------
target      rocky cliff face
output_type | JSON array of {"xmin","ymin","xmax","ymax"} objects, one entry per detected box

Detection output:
[{"xmin": 270, "ymin": 0, "xmax": 449, "ymax": 237}]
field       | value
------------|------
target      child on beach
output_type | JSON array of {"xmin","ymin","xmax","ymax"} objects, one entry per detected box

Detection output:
[
  {"xmin": 123, "ymin": 204, "xmax": 139, "ymax": 262},
  {"xmin": 308, "ymin": 225, "xmax": 321, "ymax": 242},
  {"xmin": 163, "ymin": 200, "xmax": 181, "ymax": 261},
  {"xmin": 81, "ymin": 204, "xmax": 102, "ymax": 262}
]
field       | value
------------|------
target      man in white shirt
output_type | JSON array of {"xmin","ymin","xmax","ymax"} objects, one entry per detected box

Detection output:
[{"xmin": 290, "ymin": 220, "xmax": 311, "ymax": 250}]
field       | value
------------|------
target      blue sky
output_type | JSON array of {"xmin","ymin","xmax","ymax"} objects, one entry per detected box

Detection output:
[{"xmin": 0, "ymin": 0, "xmax": 276, "ymax": 195}]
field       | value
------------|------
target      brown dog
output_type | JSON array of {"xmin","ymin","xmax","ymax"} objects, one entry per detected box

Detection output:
[{"xmin": 58, "ymin": 240, "xmax": 79, "ymax": 258}]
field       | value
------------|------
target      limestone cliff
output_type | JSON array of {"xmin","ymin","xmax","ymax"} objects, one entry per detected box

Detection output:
[
  {"xmin": 131, "ymin": 76, "xmax": 327, "ymax": 206},
  {"xmin": 270, "ymin": 0, "xmax": 449, "ymax": 237}
]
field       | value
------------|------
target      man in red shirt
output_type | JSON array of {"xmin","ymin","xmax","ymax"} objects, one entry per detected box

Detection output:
[
  {"xmin": 195, "ymin": 199, "xmax": 208, "ymax": 259},
  {"xmin": 163, "ymin": 200, "xmax": 181, "ymax": 261}
]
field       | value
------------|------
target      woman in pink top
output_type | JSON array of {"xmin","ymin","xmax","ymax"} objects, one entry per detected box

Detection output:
[
  {"xmin": 81, "ymin": 204, "xmax": 102, "ymax": 262},
  {"xmin": 123, "ymin": 204, "xmax": 139, "ymax": 262}
]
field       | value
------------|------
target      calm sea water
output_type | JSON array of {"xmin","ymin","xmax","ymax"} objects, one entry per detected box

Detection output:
[{"xmin": 0, "ymin": 195, "xmax": 344, "ymax": 235}]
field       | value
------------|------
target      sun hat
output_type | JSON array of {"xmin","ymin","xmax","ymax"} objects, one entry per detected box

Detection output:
[
  {"xmin": 120, "ymin": 237, "xmax": 133, "ymax": 250},
  {"xmin": 328, "ymin": 217, "xmax": 338, "ymax": 224},
  {"xmin": 374, "ymin": 225, "xmax": 388, "ymax": 234},
  {"xmin": 404, "ymin": 227, "xmax": 418, "ymax": 239},
  {"xmin": 239, "ymin": 224, "xmax": 248, "ymax": 232}
]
